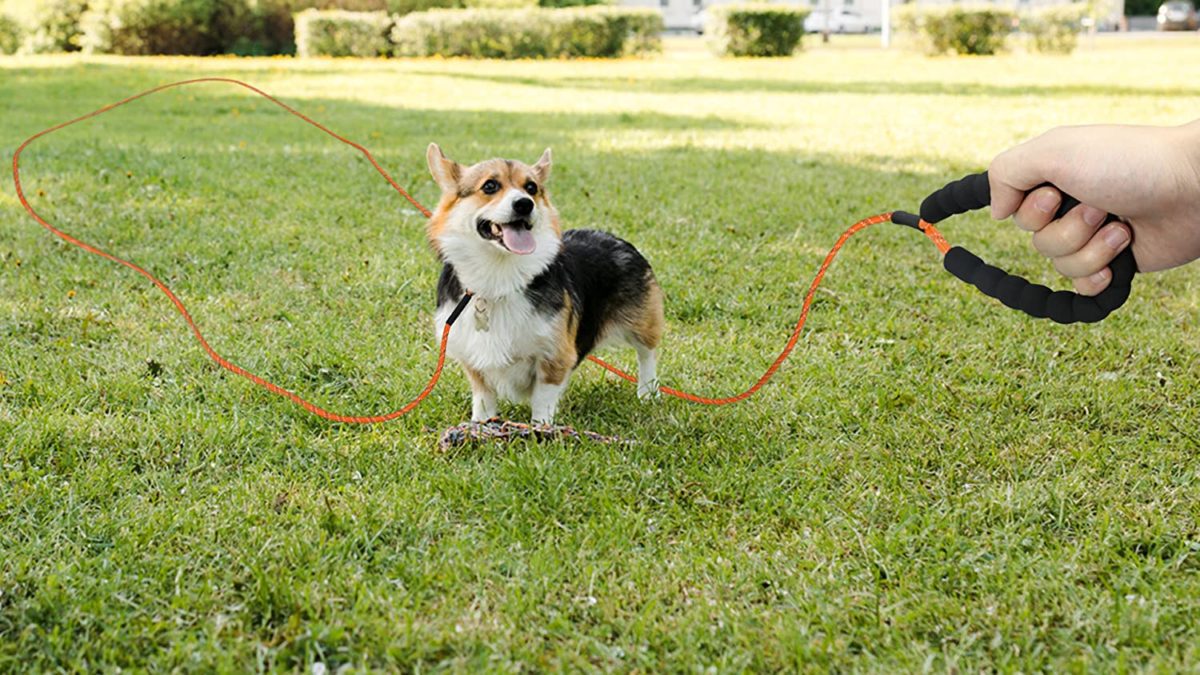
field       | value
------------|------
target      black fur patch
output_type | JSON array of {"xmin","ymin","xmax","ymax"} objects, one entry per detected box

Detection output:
[
  {"xmin": 436, "ymin": 262, "xmax": 465, "ymax": 308},
  {"xmin": 535, "ymin": 230, "xmax": 655, "ymax": 362}
]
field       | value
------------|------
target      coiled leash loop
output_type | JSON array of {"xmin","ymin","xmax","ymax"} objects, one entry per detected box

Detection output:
[{"xmin": 13, "ymin": 80, "xmax": 1135, "ymax": 423}]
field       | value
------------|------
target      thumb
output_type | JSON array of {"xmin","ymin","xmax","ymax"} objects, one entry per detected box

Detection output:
[{"xmin": 987, "ymin": 140, "xmax": 1058, "ymax": 221}]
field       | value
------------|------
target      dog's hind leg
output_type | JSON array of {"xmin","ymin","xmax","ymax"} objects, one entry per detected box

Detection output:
[
  {"xmin": 629, "ymin": 281, "xmax": 664, "ymax": 400},
  {"xmin": 634, "ymin": 342, "xmax": 660, "ymax": 400}
]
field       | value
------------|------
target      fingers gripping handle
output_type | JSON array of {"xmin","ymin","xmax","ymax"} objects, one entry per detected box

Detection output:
[{"xmin": 918, "ymin": 171, "xmax": 1137, "ymax": 324}]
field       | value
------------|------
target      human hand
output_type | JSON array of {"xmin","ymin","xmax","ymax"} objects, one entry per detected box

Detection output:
[{"xmin": 988, "ymin": 121, "xmax": 1200, "ymax": 295}]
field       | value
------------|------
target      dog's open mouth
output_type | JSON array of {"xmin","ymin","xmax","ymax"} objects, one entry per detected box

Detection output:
[{"xmin": 477, "ymin": 218, "xmax": 536, "ymax": 255}]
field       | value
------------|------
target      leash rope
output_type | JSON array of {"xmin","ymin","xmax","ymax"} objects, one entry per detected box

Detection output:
[{"xmin": 13, "ymin": 78, "xmax": 952, "ymax": 422}]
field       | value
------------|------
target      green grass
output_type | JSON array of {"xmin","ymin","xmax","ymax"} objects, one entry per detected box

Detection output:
[{"xmin": 3, "ymin": 37, "xmax": 1200, "ymax": 671}]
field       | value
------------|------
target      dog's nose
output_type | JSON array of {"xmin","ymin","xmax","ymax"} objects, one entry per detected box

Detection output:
[{"xmin": 513, "ymin": 197, "xmax": 534, "ymax": 216}]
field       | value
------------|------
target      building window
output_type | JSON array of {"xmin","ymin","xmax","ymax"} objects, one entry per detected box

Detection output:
[
  {"xmin": 694, "ymin": 0, "xmax": 702, "ymax": 7},
  {"xmin": 660, "ymin": 0, "xmax": 667, "ymax": 7}
]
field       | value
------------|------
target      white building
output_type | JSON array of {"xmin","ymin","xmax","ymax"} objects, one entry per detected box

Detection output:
[{"xmin": 624, "ymin": 0, "xmax": 1124, "ymax": 35}]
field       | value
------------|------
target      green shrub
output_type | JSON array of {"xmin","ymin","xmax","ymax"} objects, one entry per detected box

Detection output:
[
  {"xmin": 294, "ymin": 9, "xmax": 391, "ymax": 57},
  {"xmin": 894, "ymin": 4, "xmax": 1015, "ymax": 55},
  {"xmin": 1124, "ymin": 0, "xmax": 1157, "ymax": 14},
  {"xmin": 627, "ymin": 8, "xmax": 662, "ymax": 53},
  {"xmin": 232, "ymin": 0, "xmax": 324, "ymax": 55},
  {"xmin": 391, "ymin": 6, "xmax": 661, "ymax": 59},
  {"xmin": 462, "ymin": 0, "xmax": 536, "ymax": 7},
  {"xmin": 236, "ymin": 0, "xmax": 445, "ymax": 55},
  {"xmin": 538, "ymin": 0, "xmax": 608, "ymax": 6},
  {"xmin": 80, "ymin": 0, "xmax": 252, "ymax": 55},
  {"xmin": 1023, "ymin": 3, "xmax": 1085, "ymax": 54},
  {"xmin": 0, "ymin": 13, "xmax": 20, "ymax": 54},
  {"xmin": 706, "ymin": 4, "xmax": 808, "ymax": 58},
  {"xmin": 389, "ymin": 0, "xmax": 463, "ymax": 13},
  {"xmin": 22, "ymin": 0, "xmax": 89, "ymax": 53}
]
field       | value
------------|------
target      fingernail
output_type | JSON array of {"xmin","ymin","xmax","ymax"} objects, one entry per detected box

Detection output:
[
  {"xmin": 1089, "ymin": 269, "xmax": 1111, "ymax": 285},
  {"xmin": 1102, "ymin": 224, "xmax": 1129, "ymax": 250},
  {"xmin": 1033, "ymin": 190, "xmax": 1060, "ymax": 214},
  {"xmin": 1082, "ymin": 206, "xmax": 1106, "ymax": 228}
]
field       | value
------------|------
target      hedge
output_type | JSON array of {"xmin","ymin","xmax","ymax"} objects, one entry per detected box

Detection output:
[
  {"xmin": 237, "ymin": 0, "xmax": 588, "ymax": 55},
  {"xmin": 241, "ymin": 0, "xmax": 457, "ymax": 55},
  {"xmin": 23, "ymin": 0, "xmax": 89, "ymax": 53},
  {"xmin": 20, "ymin": 1, "xmax": 652, "ymax": 57},
  {"xmin": 390, "ymin": 6, "xmax": 661, "ymax": 59},
  {"xmin": 294, "ymin": 9, "xmax": 392, "ymax": 56},
  {"xmin": 81, "ymin": 0, "xmax": 253, "ymax": 55},
  {"xmin": 73, "ymin": 0, "xmax": 403, "ymax": 56},
  {"xmin": 0, "ymin": 14, "xmax": 20, "ymax": 55},
  {"xmin": 894, "ymin": 4, "xmax": 1015, "ymax": 56},
  {"xmin": 1023, "ymin": 3, "xmax": 1086, "ymax": 54},
  {"xmin": 706, "ymin": 4, "xmax": 808, "ymax": 58},
  {"xmin": 1124, "ymin": 0, "xmax": 1158, "ymax": 14}
]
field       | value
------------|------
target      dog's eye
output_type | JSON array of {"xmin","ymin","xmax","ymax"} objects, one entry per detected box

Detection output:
[
  {"xmin": 481, "ymin": 179, "xmax": 500, "ymax": 195},
  {"xmin": 524, "ymin": 181, "xmax": 538, "ymax": 196}
]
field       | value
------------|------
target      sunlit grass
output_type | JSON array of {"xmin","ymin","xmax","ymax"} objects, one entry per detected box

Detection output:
[{"xmin": 2, "ymin": 37, "xmax": 1200, "ymax": 671}]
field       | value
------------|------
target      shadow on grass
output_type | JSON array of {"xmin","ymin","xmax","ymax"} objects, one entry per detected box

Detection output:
[
  {"xmin": 405, "ymin": 69, "xmax": 1200, "ymax": 99},
  {"xmin": 1, "ymin": 62, "xmax": 750, "ymax": 149},
  {"xmin": 6, "ymin": 63, "xmax": 999, "ymax": 438}
]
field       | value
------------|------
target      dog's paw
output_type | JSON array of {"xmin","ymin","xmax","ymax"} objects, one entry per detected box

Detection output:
[{"xmin": 637, "ymin": 380, "xmax": 661, "ymax": 401}]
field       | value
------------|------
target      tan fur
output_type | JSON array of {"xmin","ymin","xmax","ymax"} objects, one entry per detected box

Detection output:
[
  {"xmin": 426, "ymin": 145, "xmax": 560, "ymax": 254},
  {"xmin": 462, "ymin": 365, "xmax": 496, "ymax": 398},
  {"xmin": 627, "ymin": 278, "xmax": 666, "ymax": 349},
  {"xmin": 539, "ymin": 292, "xmax": 580, "ymax": 385},
  {"xmin": 427, "ymin": 143, "xmax": 661, "ymax": 421},
  {"xmin": 425, "ymin": 193, "xmax": 458, "ymax": 249}
]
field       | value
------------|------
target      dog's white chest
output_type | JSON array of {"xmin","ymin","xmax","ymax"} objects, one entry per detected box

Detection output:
[{"xmin": 436, "ymin": 294, "xmax": 556, "ymax": 377}]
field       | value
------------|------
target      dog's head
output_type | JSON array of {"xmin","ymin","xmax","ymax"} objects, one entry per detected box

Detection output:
[{"xmin": 426, "ymin": 144, "xmax": 560, "ymax": 275}]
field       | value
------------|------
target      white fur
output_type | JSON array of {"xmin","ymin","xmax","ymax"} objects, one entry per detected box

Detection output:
[
  {"xmin": 428, "ymin": 147, "xmax": 657, "ymax": 423},
  {"xmin": 434, "ymin": 292, "xmax": 561, "ymax": 421},
  {"xmin": 531, "ymin": 379, "xmax": 568, "ymax": 424},
  {"xmin": 432, "ymin": 178, "xmax": 574, "ymax": 422},
  {"xmin": 435, "ymin": 198, "xmax": 560, "ymax": 299},
  {"xmin": 636, "ymin": 343, "xmax": 659, "ymax": 399}
]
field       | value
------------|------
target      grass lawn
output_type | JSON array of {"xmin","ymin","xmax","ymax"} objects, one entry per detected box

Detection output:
[{"xmin": 3, "ymin": 35, "xmax": 1200, "ymax": 671}]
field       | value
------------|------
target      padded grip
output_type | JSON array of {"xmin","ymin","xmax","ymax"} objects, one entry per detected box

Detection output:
[
  {"xmin": 919, "ymin": 172, "xmax": 991, "ymax": 225},
  {"xmin": 922, "ymin": 171, "xmax": 1138, "ymax": 324},
  {"xmin": 944, "ymin": 246, "xmax": 1135, "ymax": 324}
]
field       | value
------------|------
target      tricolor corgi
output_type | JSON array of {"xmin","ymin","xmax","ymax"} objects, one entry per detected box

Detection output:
[{"xmin": 426, "ymin": 143, "xmax": 664, "ymax": 424}]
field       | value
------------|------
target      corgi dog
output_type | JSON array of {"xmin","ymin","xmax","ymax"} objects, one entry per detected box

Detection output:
[{"xmin": 426, "ymin": 143, "xmax": 664, "ymax": 424}]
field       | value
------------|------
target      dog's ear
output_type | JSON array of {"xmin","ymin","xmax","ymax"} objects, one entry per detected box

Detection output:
[
  {"xmin": 427, "ymin": 143, "xmax": 462, "ymax": 193},
  {"xmin": 533, "ymin": 148, "xmax": 552, "ymax": 183}
]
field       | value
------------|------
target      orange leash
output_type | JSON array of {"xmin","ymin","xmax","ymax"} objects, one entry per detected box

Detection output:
[
  {"xmin": 12, "ymin": 78, "xmax": 950, "ymax": 422},
  {"xmin": 590, "ymin": 215, "xmax": 948, "ymax": 404}
]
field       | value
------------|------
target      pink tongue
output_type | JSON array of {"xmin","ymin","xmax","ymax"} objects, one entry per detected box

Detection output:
[{"xmin": 500, "ymin": 225, "xmax": 536, "ymax": 255}]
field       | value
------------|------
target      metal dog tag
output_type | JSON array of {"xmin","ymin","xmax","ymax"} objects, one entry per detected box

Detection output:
[{"xmin": 473, "ymin": 297, "xmax": 490, "ymax": 331}]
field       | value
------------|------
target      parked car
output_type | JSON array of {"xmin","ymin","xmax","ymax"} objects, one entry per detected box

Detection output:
[
  {"xmin": 690, "ymin": 9, "xmax": 708, "ymax": 34},
  {"xmin": 804, "ymin": 9, "xmax": 869, "ymax": 33},
  {"xmin": 1158, "ymin": 0, "xmax": 1199, "ymax": 30}
]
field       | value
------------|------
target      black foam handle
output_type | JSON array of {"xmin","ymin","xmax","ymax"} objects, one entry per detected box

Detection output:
[{"xmin": 919, "ymin": 171, "xmax": 1137, "ymax": 324}]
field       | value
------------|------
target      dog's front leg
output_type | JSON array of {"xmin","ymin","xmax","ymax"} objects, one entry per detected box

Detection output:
[
  {"xmin": 530, "ymin": 378, "xmax": 566, "ymax": 425},
  {"xmin": 463, "ymin": 367, "xmax": 498, "ymax": 422},
  {"xmin": 532, "ymin": 354, "xmax": 573, "ymax": 425}
]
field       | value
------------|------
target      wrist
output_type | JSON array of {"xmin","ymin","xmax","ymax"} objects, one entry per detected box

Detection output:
[{"xmin": 1175, "ymin": 119, "xmax": 1200, "ymax": 182}]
